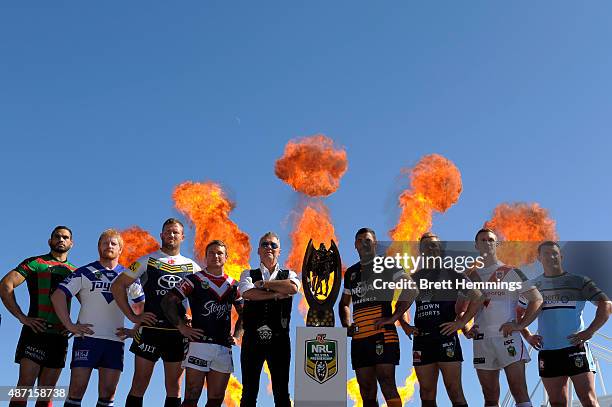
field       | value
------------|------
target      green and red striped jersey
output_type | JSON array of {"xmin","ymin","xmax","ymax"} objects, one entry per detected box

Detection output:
[{"xmin": 15, "ymin": 253, "xmax": 77, "ymax": 334}]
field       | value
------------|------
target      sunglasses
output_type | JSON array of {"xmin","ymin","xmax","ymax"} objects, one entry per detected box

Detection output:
[{"xmin": 260, "ymin": 241, "xmax": 279, "ymax": 249}]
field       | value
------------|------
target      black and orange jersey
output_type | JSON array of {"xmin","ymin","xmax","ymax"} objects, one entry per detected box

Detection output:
[{"xmin": 343, "ymin": 261, "xmax": 405, "ymax": 342}]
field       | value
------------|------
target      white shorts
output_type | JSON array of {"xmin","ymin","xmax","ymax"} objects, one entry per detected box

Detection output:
[
  {"xmin": 182, "ymin": 342, "xmax": 234, "ymax": 373},
  {"xmin": 473, "ymin": 331, "xmax": 530, "ymax": 370}
]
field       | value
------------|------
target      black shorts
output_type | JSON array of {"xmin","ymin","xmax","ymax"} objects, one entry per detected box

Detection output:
[
  {"xmin": 129, "ymin": 326, "xmax": 188, "ymax": 363},
  {"xmin": 538, "ymin": 343, "xmax": 596, "ymax": 378},
  {"xmin": 351, "ymin": 335, "xmax": 400, "ymax": 369},
  {"xmin": 413, "ymin": 334, "xmax": 463, "ymax": 366},
  {"xmin": 14, "ymin": 326, "xmax": 68, "ymax": 369}
]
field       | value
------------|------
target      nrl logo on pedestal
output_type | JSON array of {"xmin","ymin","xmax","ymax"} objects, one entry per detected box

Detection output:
[
  {"xmin": 302, "ymin": 239, "xmax": 342, "ymax": 327},
  {"xmin": 305, "ymin": 333, "xmax": 338, "ymax": 384}
]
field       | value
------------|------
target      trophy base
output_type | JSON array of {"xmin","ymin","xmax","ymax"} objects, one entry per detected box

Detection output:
[{"xmin": 306, "ymin": 308, "xmax": 335, "ymax": 327}]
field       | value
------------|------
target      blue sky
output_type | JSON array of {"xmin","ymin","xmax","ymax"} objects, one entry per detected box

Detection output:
[{"xmin": 1, "ymin": 1, "xmax": 611, "ymax": 405}]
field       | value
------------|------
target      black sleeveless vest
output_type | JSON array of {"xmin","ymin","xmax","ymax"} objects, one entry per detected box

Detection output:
[{"xmin": 243, "ymin": 268, "xmax": 293, "ymax": 334}]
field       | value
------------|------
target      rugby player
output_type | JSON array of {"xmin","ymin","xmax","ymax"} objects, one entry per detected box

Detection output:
[
  {"xmin": 0, "ymin": 226, "xmax": 76, "ymax": 407},
  {"xmin": 339, "ymin": 227, "xmax": 418, "ymax": 407},
  {"xmin": 238, "ymin": 232, "xmax": 300, "ymax": 407},
  {"xmin": 467, "ymin": 228, "xmax": 543, "ymax": 407},
  {"xmin": 408, "ymin": 232, "xmax": 482, "ymax": 407},
  {"xmin": 51, "ymin": 229, "xmax": 145, "ymax": 407},
  {"xmin": 161, "ymin": 240, "xmax": 243, "ymax": 407},
  {"xmin": 528, "ymin": 241, "xmax": 611, "ymax": 407},
  {"xmin": 111, "ymin": 218, "xmax": 201, "ymax": 407}
]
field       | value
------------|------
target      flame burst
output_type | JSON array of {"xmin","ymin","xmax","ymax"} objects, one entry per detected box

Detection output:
[
  {"xmin": 347, "ymin": 377, "xmax": 363, "ymax": 407},
  {"xmin": 118, "ymin": 226, "xmax": 159, "ymax": 267},
  {"xmin": 392, "ymin": 368, "xmax": 418, "ymax": 407},
  {"xmin": 485, "ymin": 202, "xmax": 558, "ymax": 266},
  {"xmin": 172, "ymin": 181, "xmax": 251, "ymax": 280},
  {"xmin": 390, "ymin": 154, "xmax": 462, "ymax": 241},
  {"xmin": 223, "ymin": 374, "xmax": 243, "ymax": 407},
  {"xmin": 274, "ymin": 134, "xmax": 348, "ymax": 197}
]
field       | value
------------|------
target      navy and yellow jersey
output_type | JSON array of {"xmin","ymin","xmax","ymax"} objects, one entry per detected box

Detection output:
[
  {"xmin": 343, "ymin": 261, "xmax": 405, "ymax": 342},
  {"xmin": 412, "ymin": 267, "xmax": 470, "ymax": 335},
  {"xmin": 125, "ymin": 250, "xmax": 201, "ymax": 329}
]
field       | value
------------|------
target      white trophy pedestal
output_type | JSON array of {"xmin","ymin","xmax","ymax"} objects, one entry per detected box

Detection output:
[{"xmin": 294, "ymin": 326, "xmax": 347, "ymax": 407}]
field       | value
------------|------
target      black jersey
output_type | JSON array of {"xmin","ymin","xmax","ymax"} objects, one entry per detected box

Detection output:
[
  {"xmin": 173, "ymin": 270, "xmax": 242, "ymax": 347},
  {"xmin": 412, "ymin": 267, "xmax": 469, "ymax": 335},
  {"xmin": 125, "ymin": 250, "xmax": 200, "ymax": 329}
]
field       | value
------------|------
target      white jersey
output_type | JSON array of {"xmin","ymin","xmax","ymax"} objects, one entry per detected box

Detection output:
[
  {"xmin": 470, "ymin": 261, "xmax": 532, "ymax": 337},
  {"xmin": 59, "ymin": 261, "xmax": 144, "ymax": 342}
]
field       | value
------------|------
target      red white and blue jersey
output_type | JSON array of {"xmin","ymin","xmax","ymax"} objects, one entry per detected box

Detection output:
[
  {"xmin": 59, "ymin": 261, "xmax": 144, "ymax": 342},
  {"xmin": 172, "ymin": 269, "xmax": 242, "ymax": 347}
]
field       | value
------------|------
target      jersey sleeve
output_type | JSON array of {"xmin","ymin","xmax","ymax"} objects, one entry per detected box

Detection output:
[
  {"xmin": 512, "ymin": 268, "xmax": 535, "ymax": 293},
  {"xmin": 14, "ymin": 257, "xmax": 38, "ymax": 279},
  {"xmin": 128, "ymin": 278, "xmax": 145, "ymax": 303},
  {"xmin": 343, "ymin": 268, "xmax": 353, "ymax": 296},
  {"xmin": 58, "ymin": 270, "xmax": 83, "ymax": 298},
  {"xmin": 580, "ymin": 276, "xmax": 608, "ymax": 303},
  {"xmin": 192, "ymin": 260, "xmax": 202, "ymax": 272},
  {"xmin": 124, "ymin": 256, "xmax": 148, "ymax": 279},
  {"xmin": 172, "ymin": 275, "xmax": 195, "ymax": 300}
]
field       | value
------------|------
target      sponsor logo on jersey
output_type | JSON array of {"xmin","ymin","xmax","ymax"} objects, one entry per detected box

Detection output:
[
  {"xmin": 474, "ymin": 357, "xmax": 485, "ymax": 364},
  {"xmin": 305, "ymin": 334, "xmax": 338, "ymax": 384},
  {"xmin": 202, "ymin": 300, "xmax": 232, "ymax": 319},
  {"xmin": 138, "ymin": 343, "xmax": 157, "ymax": 354},
  {"xmin": 443, "ymin": 341, "xmax": 455, "ymax": 358},
  {"xmin": 158, "ymin": 274, "xmax": 183, "ymax": 290},
  {"xmin": 129, "ymin": 262, "xmax": 140, "ymax": 272},
  {"xmin": 539, "ymin": 360, "xmax": 545, "ymax": 369}
]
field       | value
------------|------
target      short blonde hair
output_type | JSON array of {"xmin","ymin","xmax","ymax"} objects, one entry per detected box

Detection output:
[{"xmin": 98, "ymin": 228, "xmax": 124, "ymax": 248}]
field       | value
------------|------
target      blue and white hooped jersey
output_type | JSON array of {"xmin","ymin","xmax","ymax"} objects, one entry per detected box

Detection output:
[
  {"xmin": 529, "ymin": 272, "xmax": 607, "ymax": 350},
  {"xmin": 59, "ymin": 261, "xmax": 144, "ymax": 342}
]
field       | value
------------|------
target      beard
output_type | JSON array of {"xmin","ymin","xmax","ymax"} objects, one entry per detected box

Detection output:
[{"xmin": 50, "ymin": 242, "xmax": 70, "ymax": 253}]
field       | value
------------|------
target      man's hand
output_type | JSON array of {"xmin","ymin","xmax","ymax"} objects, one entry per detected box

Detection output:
[
  {"xmin": 568, "ymin": 329, "xmax": 593, "ymax": 346},
  {"xmin": 439, "ymin": 320, "xmax": 466, "ymax": 336},
  {"xmin": 400, "ymin": 324, "xmax": 419, "ymax": 339},
  {"xmin": 254, "ymin": 280, "xmax": 266, "ymax": 289},
  {"xmin": 66, "ymin": 322, "xmax": 94, "ymax": 337},
  {"xmin": 115, "ymin": 327, "xmax": 137, "ymax": 340},
  {"xmin": 18, "ymin": 315, "xmax": 47, "ymax": 333},
  {"xmin": 374, "ymin": 317, "xmax": 396, "ymax": 330},
  {"xmin": 464, "ymin": 324, "xmax": 480, "ymax": 339},
  {"xmin": 178, "ymin": 322, "xmax": 204, "ymax": 341},
  {"xmin": 347, "ymin": 324, "xmax": 358, "ymax": 337},
  {"xmin": 131, "ymin": 312, "xmax": 157, "ymax": 326},
  {"xmin": 524, "ymin": 333, "xmax": 543, "ymax": 350},
  {"xmin": 499, "ymin": 321, "xmax": 522, "ymax": 337}
]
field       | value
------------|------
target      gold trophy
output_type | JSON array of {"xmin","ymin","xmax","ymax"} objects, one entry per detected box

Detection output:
[{"xmin": 301, "ymin": 239, "xmax": 342, "ymax": 327}]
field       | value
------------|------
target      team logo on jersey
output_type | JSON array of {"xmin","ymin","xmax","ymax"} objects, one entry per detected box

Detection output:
[
  {"xmin": 168, "ymin": 259, "xmax": 175, "ymax": 265},
  {"xmin": 574, "ymin": 356, "xmax": 584, "ymax": 368},
  {"xmin": 155, "ymin": 261, "xmax": 163, "ymax": 269},
  {"xmin": 507, "ymin": 345, "xmax": 516, "ymax": 357},
  {"xmin": 496, "ymin": 270, "xmax": 504, "ymax": 280},
  {"xmin": 158, "ymin": 274, "xmax": 183, "ymax": 289},
  {"xmin": 201, "ymin": 280, "xmax": 210, "ymax": 290},
  {"xmin": 376, "ymin": 343, "xmax": 384, "ymax": 356},
  {"xmin": 181, "ymin": 265, "xmax": 188, "ymax": 272},
  {"xmin": 305, "ymin": 334, "xmax": 338, "ymax": 384},
  {"xmin": 350, "ymin": 273, "xmax": 357, "ymax": 281}
]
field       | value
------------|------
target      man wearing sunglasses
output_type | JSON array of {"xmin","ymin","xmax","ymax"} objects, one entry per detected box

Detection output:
[{"xmin": 238, "ymin": 232, "xmax": 301, "ymax": 407}]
